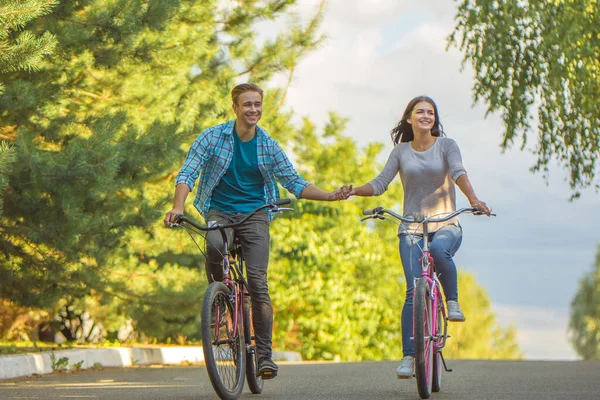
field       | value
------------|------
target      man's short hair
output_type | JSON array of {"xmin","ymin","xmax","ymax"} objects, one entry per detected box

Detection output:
[{"xmin": 231, "ymin": 83, "xmax": 264, "ymax": 105}]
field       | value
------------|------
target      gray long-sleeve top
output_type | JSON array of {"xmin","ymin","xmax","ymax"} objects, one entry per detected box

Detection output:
[{"xmin": 368, "ymin": 137, "xmax": 467, "ymax": 234}]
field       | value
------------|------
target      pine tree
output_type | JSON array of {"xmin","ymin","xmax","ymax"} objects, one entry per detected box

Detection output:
[
  {"xmin": 0, "ymin": 0, "xmax": 58, "ymax": 218},
  {"xmin": 0, "ymin": 0, "xmax": 323, "ymax": 315}
]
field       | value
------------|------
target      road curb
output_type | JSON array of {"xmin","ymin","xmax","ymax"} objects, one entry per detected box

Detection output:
[{"xmin": 0, "ymin": 347, "xmax": 301, "ymax": 381}]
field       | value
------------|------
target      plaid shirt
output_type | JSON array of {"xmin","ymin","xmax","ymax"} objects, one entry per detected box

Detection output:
[{"xmin": 176, "ymin": 120, "xmax": 310, "ymax": 219}]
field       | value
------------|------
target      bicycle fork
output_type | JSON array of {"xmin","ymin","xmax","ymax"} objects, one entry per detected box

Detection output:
[{"xmin": 430, "ymin": 278, "xmax": 453, "ymax": 373}]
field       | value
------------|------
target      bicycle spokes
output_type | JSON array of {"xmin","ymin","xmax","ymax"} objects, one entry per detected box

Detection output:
[{"xmin": 202, "ymin": 283, "xmax": 245, "ymax": 399}]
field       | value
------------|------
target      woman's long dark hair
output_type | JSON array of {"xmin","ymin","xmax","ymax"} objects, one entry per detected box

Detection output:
[{"xmin": 390, "ymin": 96, "xmax": 445, "ymax": 145}]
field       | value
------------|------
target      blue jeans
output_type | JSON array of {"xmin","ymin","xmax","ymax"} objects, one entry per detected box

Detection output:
[{"xmin": 399, "ymin": 224, "xmax": 463, "ymax": 357}]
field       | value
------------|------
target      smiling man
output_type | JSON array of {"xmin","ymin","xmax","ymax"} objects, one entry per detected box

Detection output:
[{"xmin": 164, "ymin": 83, "xmax": 341, "ymax": 379}]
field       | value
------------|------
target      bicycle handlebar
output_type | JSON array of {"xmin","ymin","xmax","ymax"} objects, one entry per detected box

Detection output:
[
  {"xmin": 172, "ymin": 199, "xmax": 292, "ymax": 231},
  {"xmin": 362, "ymin": 207, "xmax": 495, "ymax": 224}
]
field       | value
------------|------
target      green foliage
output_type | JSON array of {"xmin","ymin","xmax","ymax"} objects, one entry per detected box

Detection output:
[
  {"xmin": 268, "ymin": 115, "xmax": 520, "ymax": 361},
  {"xmin": 569, "ymin": 246, "xmax": 600, "ymax": 359},
  {"xmin": 444, "ymin": 273, "xmax": 522, "ymax": 359},
  {"xmin": 0, "ymin": 0, "xmax": 323, "ymax": 319},
  {"xmin": 50, "ymin": 352, "xmax": 69, "ymax": 371},
  {"xmin": 0, "ymin": 0, "xmax": 58, "ymax": 84},
  {"xmin": 0, "ymin": 0, "xmax": 521, "ymax": 359},
  {"xmin": 0, "ymin": 0, "xmax": 57, "ymax": 218},
  {"xmin": 0, "ymin": 141, "xmax": 16, "ymax": 217},
  {"xmin": 449, "ymin": 0, "xmax": 600, "ymax": 198}
]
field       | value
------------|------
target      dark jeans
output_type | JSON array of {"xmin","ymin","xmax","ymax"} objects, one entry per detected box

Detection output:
[
  {"xmin": 205, "ymin": 209, "xmax": 272, "ymax": 357},
  {"xmin": 398, "ymin": 224, "xmax": 463, "ymax": 357}
]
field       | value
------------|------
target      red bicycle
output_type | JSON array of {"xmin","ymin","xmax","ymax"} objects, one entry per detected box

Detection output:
[
  {"xmin": 362, "ymin": 207, "xmax": 494, "ymax": 399},
  {"xmin": 172, "ymin": 199, "xmax": 292, "ymax": 400}
]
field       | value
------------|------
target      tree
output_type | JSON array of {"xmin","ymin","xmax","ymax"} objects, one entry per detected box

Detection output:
[
  {"xmin": 0, "ymin": 0, "xmax": 57, "ymax": 93},
  {"xmin": 449, "ymin": 0, "xmax": 600, "ymax": 198},
  {"xmin": 0, "ymin": 0, "xmax": 323, "ymax": 327},
  {"xmin": 569, "ymin": 246, "xmax": 600, "ymax": 360},
  {"xmin": 268, "ymin": 113, "xmax": 521, "ymax": 360},
  {"xmin": 0, "ymin": 0, "xmax": 58, "ymax": 217},
  {"xmin": 0, "ymin": 1, "xmax": 522, "ymax": 358}
]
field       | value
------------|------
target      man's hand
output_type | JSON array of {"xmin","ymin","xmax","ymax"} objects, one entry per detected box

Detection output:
[
  {"xmin": 164, "ymin": 208, "xmax": 184, "ymax": 227},
  {"xmin": 341, "ymin": 185, "xmax": 354, "ymax": 198}
]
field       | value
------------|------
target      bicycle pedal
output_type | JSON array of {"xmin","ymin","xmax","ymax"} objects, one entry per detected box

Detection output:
[{"xmin": 260, "ymin": 370, "xmax": 277, "ymax": 380}]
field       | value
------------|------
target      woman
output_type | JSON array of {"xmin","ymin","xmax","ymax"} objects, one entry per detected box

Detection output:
[{"xmin": 340, "ymin": 96, "xmax": 490, "ymax": 378}]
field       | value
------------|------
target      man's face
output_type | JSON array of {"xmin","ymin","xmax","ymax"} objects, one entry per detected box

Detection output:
[{"xmin": 233, "ymin": 91, "xmax": 262, "ymax": 126}]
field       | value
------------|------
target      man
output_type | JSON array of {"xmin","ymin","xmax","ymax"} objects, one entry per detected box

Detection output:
[{"xmin": 164, "ymin": 83, "xmax": 341, "ymax": 379}]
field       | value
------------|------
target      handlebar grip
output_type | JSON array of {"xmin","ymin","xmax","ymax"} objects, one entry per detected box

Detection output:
[
  {"xmin": 362, "ymin": 209, "xmax": 375, "ymax": 216},
  {"xmin": 273, "ymin": 198, "xmax": 292, "ymax": 206},
  {"xmin": 173, "ymin": 214, "xmax": 184, "ymax": 224}
]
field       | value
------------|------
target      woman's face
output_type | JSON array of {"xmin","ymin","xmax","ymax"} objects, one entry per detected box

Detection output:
[{"xmin": 407, "ymin": 101, "xmax": 436, "ymax": 132}]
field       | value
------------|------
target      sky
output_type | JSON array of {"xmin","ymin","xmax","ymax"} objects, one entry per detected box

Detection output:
[{"xmin": 254, "ymin": 0, "xmax": 600, "ymax": 360}]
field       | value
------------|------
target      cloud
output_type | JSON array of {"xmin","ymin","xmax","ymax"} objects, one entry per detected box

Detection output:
[{"xmin": 493, "ymin": 304, "xmax": 578, "ymax": 360}]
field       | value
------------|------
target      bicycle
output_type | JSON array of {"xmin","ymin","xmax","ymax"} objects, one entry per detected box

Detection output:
[
  {"xmin": 361, "ymin": 207, "xmax": 495, "ymax": 399},
  {"xmin": 171, "ymin": 199, "xmax": 292, "ymax": 400}
]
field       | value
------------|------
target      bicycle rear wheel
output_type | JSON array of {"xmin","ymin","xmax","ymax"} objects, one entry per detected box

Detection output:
[
  {"xmin": 201, "ymin": 282, "xmax": 245, "ymax": 400},
  {"xmin": 432, "ymin": 293, "xmax": 445, "ymax": 393},
  {"xmin": 414, "ymin": 278, "xmax": 433, "ymax": 399},
  {"xmin": 244, "ymin": 298, "xmax": 264, "ymax": 394}
]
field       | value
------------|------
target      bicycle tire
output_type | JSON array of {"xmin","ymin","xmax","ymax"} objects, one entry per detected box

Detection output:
[
  {"xmin": 414, "ymin": 278, "xmax": 433, "ymax": 399},
  {"xmin": 432, "ymin": 295, "xmax": 444, "ymax": 393},
  {"xmin": 201, "ymin": 282, "xmax": 245, "ymax": 400},
  {"xmin": 244, "ymin": 298, "xmax": 264, "ymax": 394}
]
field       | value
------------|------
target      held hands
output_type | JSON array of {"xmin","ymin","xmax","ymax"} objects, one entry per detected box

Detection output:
[{"xmin": 329, "ymin": 185, "xmax": 354, "ymax": 201}]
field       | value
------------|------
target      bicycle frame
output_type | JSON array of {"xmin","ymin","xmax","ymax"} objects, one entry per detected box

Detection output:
[
  {"xmin": 173, "ymin": 199, "xmax": 292, "ymax": 352},
  {"xmin": 415, "ymin": 229, "xmax": 448, "ymax": 353},
  {"xmin": 213, "ymin": 233, "xmax": 244, "ymax": 346}
]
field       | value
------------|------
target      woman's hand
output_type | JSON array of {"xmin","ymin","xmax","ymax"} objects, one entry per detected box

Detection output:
[
  {"xmin": 469, "ymin": 198, "xmax": 491, "ymax": 215},
  {"xmin": 340, "ymin": 185, "xmax": 354, "ymax": 199}
]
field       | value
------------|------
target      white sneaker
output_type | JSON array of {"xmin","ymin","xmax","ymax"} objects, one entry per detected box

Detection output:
[
  {"xmin": 447, "ymin": 300, "xmax": 466, "ymax": 322},
  {"xmin": 396, "ymin": 356, "xmax": 414, "ymax": 379}
]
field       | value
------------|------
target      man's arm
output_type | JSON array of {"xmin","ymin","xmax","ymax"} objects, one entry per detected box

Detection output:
[
  {"xmin": 164, "ymin": 183, "xmax": 191, "ymax": 226},
  {"xmin": 300, "ymin": 184, "xmax": 340, "ymax": 201}
]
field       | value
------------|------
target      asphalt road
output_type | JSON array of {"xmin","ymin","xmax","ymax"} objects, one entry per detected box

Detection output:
[{"xmin": 1, "ymin": 360, "xmax": 598, "ymax": 400}]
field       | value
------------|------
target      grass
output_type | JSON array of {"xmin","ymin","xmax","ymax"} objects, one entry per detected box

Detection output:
[
  {"xmin": 0, "ymin": 340, "xmax": 204, "ymax": 356},
  {"xmin": 0, "ymin": 341, "xmax": 72, "ymax": 356}
]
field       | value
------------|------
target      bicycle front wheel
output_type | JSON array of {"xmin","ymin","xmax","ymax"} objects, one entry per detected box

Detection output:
[
  {"xmin": 414, "ymin": 278, "xmax": 433, "ymax": 399},
  {"xmin": 432, "ymin": 292, "xmax": 445, "ymax": 393},
  {"xmin": 244, "ymin": 298, "xmax": 264, "ymax": 394},
  {"xmin": 201, "ymin": 282, "xmax": 245, "ymax": 400}
]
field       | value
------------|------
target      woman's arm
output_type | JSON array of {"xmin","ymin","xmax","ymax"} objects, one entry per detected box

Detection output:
[
  {"xmin": 456, "ymin": 174, "xmax": 490, "ymax": 214},
  {"xmin": 347, "ymin": 183, "xmax": 374, "ymax": 197},
  {"xmin": 342, "ymin": 146, "xmax": 401, "ymax": 198}
]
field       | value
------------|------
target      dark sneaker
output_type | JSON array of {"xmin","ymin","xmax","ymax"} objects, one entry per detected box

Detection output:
[{"xmin": 257, "ymin": 356, "xmax": 278, "ymax": 380}]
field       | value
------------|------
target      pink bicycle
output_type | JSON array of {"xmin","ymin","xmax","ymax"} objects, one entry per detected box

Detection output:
[
  {"xmin": 362, "ymin": 207, "xmax": 494, "ymax": 399},
  {"xmin": 172, "ymin": 199, "xmax": 292, "ymax": 400}
]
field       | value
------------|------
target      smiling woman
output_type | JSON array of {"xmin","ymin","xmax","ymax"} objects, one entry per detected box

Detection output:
[{"xmin": 338, "ymin": 94, "xmax": 492, "ymax": 377}]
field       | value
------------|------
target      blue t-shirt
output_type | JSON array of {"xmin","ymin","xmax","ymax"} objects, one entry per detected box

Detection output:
[{"xmin": 209, "ymin": 127, "xmax": 266, "ymax": 214}]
